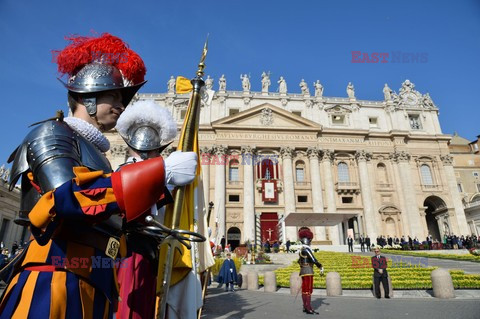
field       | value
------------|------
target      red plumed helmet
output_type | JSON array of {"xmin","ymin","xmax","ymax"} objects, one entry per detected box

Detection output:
[
  {"xmin": 53, "ymin": 33, "xmax": 147, "ymax": 108},
  {"xmin": 298, "ymin": 227, "xmax": 313, "ymax": 240}
]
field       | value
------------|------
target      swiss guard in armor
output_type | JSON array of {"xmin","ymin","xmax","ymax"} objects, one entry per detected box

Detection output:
[
  {"xmin": 298, "ymin": 227, "xmax": 324, "ymax": 315},
  {"xmin": 115, "ymin": 99, "xmax": 177, "ymax": 319},
  {"xmin": 0, "ymin": 33, "xmax": 197, "ymax": 319}
]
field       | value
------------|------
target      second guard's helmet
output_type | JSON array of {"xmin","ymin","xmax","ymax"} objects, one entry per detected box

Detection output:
[
  {"xmin": 115, "ymin": 100, "xmax": 177, "ymax": 157},
  {"xmin": 298, "ymin": 227, "xmax": 314, "ymax": 245}
]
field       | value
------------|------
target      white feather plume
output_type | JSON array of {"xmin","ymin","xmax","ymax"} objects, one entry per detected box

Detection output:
[{"xmin": 115, "ymin": 100, "xmax": 177, "ymax": 144}]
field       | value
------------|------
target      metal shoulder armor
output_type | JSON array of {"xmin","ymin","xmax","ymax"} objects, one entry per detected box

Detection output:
[{"xmin": 8, "ymin": 119, "xmax": 112, "ymax": 215}]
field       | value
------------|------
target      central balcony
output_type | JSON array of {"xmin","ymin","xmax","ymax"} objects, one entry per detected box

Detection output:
[{"xmin": 335, "ymin": 181, "xmax": 360, "ymax": 194}]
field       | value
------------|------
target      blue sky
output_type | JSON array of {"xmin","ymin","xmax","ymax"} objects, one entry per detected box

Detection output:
[{"xmin": 0, "ymin": 0, "xmax": 479, "ymax": 164}]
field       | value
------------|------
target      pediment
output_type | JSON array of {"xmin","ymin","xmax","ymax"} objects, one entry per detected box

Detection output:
[
  {"xmin": 212, "ymin": 103, "xmax": 322, "ymax": 131},
  {"xmin": 324, "ymin": 104, "xmax": 352, "ymax": 113}
]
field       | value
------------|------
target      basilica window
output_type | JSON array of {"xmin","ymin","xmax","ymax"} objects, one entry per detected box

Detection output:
[
  {"xmin": 229, "ymin": 159, "xmax": 239, "ymax": 181},
  {"xmin": 229, "ymin": 108, "xmax": 239, "ymax": 116},
  {"xmin": 420, "ymin": 164, "xmax": 434, "ymax": 185},
  {"xmin": 180, "ymin": 109, "xmax": 186, "ymax": 120},
  {"xmin": 369, "ymin": 117, "xmax": 378, "ymax": 128},
  {"xmin": 337, "ymin": 162, "xmax": 350, "ymax": 182},
  {"xmin": 332, "ymin": 114, "xmax": 345, "ymax": 125},
  {"xmin": 408, "ymin": 114, "xmax": 422, "ymax": 130},
  {"xmin": 261, "ymin": 159, "xmax": 274, "ymax": 180},
  {"xmin": 295, "ymin": 161, "xmax": 305, "ymax": 182}
]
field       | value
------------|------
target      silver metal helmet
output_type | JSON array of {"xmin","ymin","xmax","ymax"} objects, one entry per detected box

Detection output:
[
  {"xmin": 60, "ymin": 63, "xmax": 146, "ymax": 114},
  {"xmin": 116, "ymin": 100, "xmax": 177, "ymax": 154},
  {"xmin": 127, "ymin": 125, "xmax": 162, "ymax": 152}
]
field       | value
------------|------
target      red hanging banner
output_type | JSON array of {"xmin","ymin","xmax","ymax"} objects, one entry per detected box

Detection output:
[{"xmin": 262, "ymin": 180, "xmax": 278, "ymax": 203}]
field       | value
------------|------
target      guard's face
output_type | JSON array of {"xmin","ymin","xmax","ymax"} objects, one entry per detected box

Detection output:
[{"xmin": 96, "ymin": 90, "xmax": 124, "ymax": 131}]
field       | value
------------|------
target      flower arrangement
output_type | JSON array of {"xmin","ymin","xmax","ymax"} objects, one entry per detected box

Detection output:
[{"xmin": 263, "ymin": 251, "xmax": 480, "ymax": 289}]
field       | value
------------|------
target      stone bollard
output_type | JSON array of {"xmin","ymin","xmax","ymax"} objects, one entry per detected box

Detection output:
[
  {"xmin": 264, "ymin": 271, "xmax": 277, "ymax": 292},
  {"xmin": 247, "ymin": 271, "xmax": 259, "ymax": 291},
  {"xmin": 431, "ymin": 268, "xmax": 455, "ymax": 299},
  {"xmin": 326, "ymin": 272, "xmax": 342, "ymax": 296},
  {"xmin": 290, "ymin": 272, "xmax": 302, "ymax": 295}
]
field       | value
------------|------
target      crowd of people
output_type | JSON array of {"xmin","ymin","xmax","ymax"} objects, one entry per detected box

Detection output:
[{"xmin": 357, "ymin": 234, "xmax": 479, "ymax": 251}]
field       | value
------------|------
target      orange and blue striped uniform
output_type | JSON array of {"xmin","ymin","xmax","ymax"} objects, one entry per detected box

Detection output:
[{"xmin": 0, "ymin": 162, "xmax": 166, "ymax": 319}]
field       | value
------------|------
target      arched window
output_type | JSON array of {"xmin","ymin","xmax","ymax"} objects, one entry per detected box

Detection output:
[
  {"xmin": 295, "ymin": 160, "xmax": 305, "ymax": 182},
  {"xmin": 261, "ymin": 159, "xmax": 274, "ymax": 180},
  {"xmin": 420, "ymin": 164, "xmax": 434, "ymax": 185},
  {"xmin": 377, "ymin": 163, "xmax": 388, "ymax": 183},
  {"xmin": 337, "ymin": 162, "xmax": 350, "ymax": 182},
  {"xmin": 229, "ymin": 159, "xmax": 239, "ymax": 181}
]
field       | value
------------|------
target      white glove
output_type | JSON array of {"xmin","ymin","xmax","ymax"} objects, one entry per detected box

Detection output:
[
  {"xmin": 164, "ymin": 151, "xmax": 197, "ymax": 187},
  {"xmin": 320, "ymin": 267, "xmax": 324, "ymax": 275}
]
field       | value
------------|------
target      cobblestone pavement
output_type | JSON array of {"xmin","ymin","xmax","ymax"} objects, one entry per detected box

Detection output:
[{"xmin": 201, "ymin": 287, "xmax": 480, "ymax": 319}]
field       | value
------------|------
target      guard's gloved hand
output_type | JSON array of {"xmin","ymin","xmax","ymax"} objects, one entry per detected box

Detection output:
[
  {"xmin": 164, "ymin": 151, "xmax": 197, "ymax": 188},
  {"xmin": 320, "ymin": 267, "xmax": 324, "ymax": 276}
]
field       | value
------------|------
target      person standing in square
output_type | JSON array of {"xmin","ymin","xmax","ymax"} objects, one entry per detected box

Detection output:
[{"xmin": 371, "ymin": 248, "xmax": 390, "ymax": 299}]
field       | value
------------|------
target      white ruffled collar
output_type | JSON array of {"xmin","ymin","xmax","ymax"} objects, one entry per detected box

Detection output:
[{"xmin": 64, "ymin": 117, "xmax": 110, "ymax": 152}]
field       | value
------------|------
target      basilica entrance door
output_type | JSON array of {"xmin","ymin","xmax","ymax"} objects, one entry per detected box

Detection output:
[{"xmin": 260, "ymin": 213, "xmax": 279, "ymax": 243}]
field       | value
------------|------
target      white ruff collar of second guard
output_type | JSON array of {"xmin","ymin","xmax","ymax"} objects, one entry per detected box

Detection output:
[{"xmin": 64, "ymin": 117, "xmax": 110, "ymax": 152}]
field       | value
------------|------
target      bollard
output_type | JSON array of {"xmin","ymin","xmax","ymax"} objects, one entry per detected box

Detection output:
[
  {"xmin": 290, "ymin": 272, "xmax": 302, "ymax": 296},
  {"xmin": 326, "ymin": 272, "xmax": 342, "ymax": 296},
  {"xmin": 247, "ymin": 271, "xmax": 259, "ymax": 291},
  {"xmin": 431, "ymin": 268, "xmax": 455, "ymax": 299},
  {"xmin": 264, "ymin": 271, "xmax": 277, "ymax": 292}
]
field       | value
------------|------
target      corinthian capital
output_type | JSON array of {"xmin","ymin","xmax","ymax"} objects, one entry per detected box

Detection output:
[
  {"xmin": 280, "ymin": 146, "xmax": 295, "ymax": 159},
  {"xmin": 241, "ymin": 145, "xmax": 257, "ymax": 155},
  {"xmin": 213, "ymin": 144, "xmax": 228, "ymax": 156},
  {"xmin": 110, "ymin": 144, "xmax": 128, "ymax": 157},
  {"xmin": 440, "ymin": 154, "xmax": 454, "ymax": 166},
  {"xmin": 355, "ymin": 150, "xmax": 372, "ymax": 162},
  {"xmin": 321, "ymin": 149, "xmax": 335, "ymax": 162},
  {"xmin": 306, "ymin": 147, "xmax": 321, "ymax": 159},
  {"xmin": 200, "ymin": 146, "xmax": 214, "ymax": 156},
  {"xmin": 390, "ymin": 150, "xmax": 410, "ymax": 162},
  {"xmin": 161, "ymin": 146, "xmax": 175, "ymax": 157}
]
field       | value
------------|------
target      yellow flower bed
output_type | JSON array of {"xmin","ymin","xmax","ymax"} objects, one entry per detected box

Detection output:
[{"xmin": 261, "ymin": 252, "xmax": 480, "ymax": 289}]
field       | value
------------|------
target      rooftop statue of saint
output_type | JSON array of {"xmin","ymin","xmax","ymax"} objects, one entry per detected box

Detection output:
[
  {"xmin": 219, "ymin": 74, "xmax": 226, "ymax": 91},
  {"xmin": 240, "ymin": 74, "xmax": 251, "ymax": 92},
  {"xmin": 299, "ymin": 79, "xmax": 309, "ymax": 95},
  {"xmin": 205, "ymin": 75, "xmax": 214, "ymax": 90},
  {"xmin": 167, "ymin": 75, "xmax": 176, "ymax": 93},
  {"xmin": 347, "ymin": 82, "xmax": 355, "ymax": 99},
  {"xmin": 261, "ymin": 71, "xmax": 271, "ymax": 93},
  {"xmin": 278, "ymin": 76, "xmax": 287, "ymax": 94},
  {"xmin": 383, "ymin": 83, "xmax": 392, "ymax": 101},
  {"xmin": 313, "ymin": 80, "xmax": 323, "ymax": 98}
]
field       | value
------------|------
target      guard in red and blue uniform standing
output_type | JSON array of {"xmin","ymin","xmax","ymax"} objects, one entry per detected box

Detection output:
[
  {"xmin": 298, "ymin": 227, "xmax": 324, "ymax": 315},
  {"xmin": 0, "ymin": 33, "xmax": 197, "ymax": 319}
]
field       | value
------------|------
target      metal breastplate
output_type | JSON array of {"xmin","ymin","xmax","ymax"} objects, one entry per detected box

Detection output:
[{"xmin": 9, "ymin": 119, "xmax": 121, "ymax": 229}]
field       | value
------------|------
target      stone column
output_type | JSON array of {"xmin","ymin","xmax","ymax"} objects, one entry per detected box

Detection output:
[
  {"xmin": 436, "ymin": 216, "xmax": 444, "ymax": 239},
  {"xmin": 307, "ymin": 147, "xmax": 326, "ymax": 240},
  {"xmin": 440, "ymin": 155, "xmax": 469, "ymax": 235},
  {"xmin": 355, "ymin": 150, "xmax": 377, "ymax": 239},
  {"xmin": 280, "ymin": 147, "xmax": 297, "ymax": 241},
  {"xmin": 321, "ymin": 150, "xmax": 340, "ymax": 245},
  {"xmin": 200, "ymin": 146, "xmax": 213, "ymax": 204},
  {"xmin": 392, "ymin": 151, "xmax": 423, "ymax": 238},
  {"xmin": 390, "ymin": 156, "xmax": 410, "ymax": 236},
  {"xmin": 213, "ymin": 145, "xmax": 227, "ymax": 240},
  {"xmin": 241, "ymin": 146, "xmax": 256, "ymax": 242}
]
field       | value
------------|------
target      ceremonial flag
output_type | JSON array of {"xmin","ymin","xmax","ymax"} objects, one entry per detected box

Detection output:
[{"xmin": 159, "ymin": 78, "xmax": 215, "ymax": 318}]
